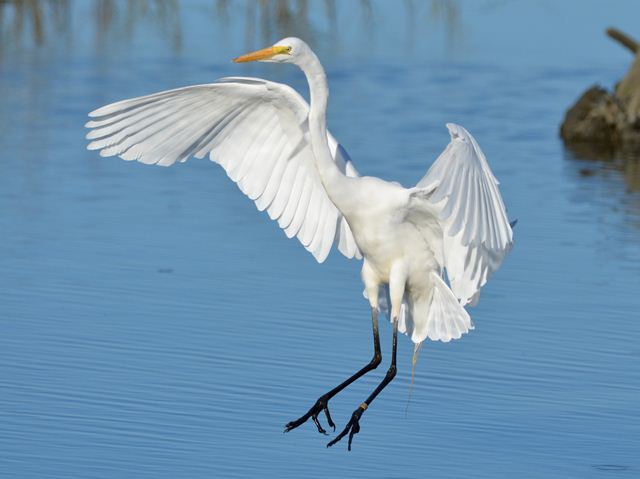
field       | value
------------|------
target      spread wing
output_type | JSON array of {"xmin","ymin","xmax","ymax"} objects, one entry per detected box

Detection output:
[
  {"xmin": 410, "ymin": 123, "xmax": 513, "ymax": 306},
  {"xmin": 85, "ymin": 77, "xmax": 361, "ymax": 262}
]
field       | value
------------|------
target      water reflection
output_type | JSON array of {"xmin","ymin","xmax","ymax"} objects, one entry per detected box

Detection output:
[
  {"xmin": 564, "ymin": 144, "xmax": 640, "ymax": 193},
  {"xmin": 92, "ymin": 0, "xmax": 183, "ymax": 52},
  {"xmin": 0, "ymin": 0, "xmax": 70, "ymax": 52},
  {"xmin": 0, "ymin": 0, "xmax": 463, "ymax": 58}
]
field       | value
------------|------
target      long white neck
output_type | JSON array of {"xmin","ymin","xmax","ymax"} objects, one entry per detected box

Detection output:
[{"xmin": 298, "ymin": 52, "xmax": 351, "ymax": 210}]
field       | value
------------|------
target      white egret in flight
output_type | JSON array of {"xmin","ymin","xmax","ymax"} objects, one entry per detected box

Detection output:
[{"xmin": 86, "ymin": 37, "xmax": 514, "ymax": 450}]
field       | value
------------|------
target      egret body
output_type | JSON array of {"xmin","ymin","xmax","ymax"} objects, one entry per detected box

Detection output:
[{"xmin": 86, "ymin": 37, "xmax": 513, "ymax": 450}]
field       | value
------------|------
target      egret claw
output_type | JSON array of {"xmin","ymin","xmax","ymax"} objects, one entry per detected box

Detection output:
[
  {"xmin": 311, "ymin": 413, "xmax": 327, "ymax": 435},
  {"xmin": 327, "ymin": 407, "xmax": 364, "ymax": 451},
  {"xmin": 284, "ymin": 396, "xmax": 333, "ymax": 435},
  {"xmin": 324, "ymin": 405, "xmax": 336, "ymax": 431}
]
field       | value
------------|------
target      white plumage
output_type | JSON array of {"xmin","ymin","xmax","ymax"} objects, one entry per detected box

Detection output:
[
  {"xmin": 86, "ymin": 37, "xmax": 513, "ymax": 346},
  {"xmin": 86, "ymin": 36, "xmax": 515, "ymax": 449},
  {"xmin": 416, "ymin": 123, "xmax": 513, "ymax": 307},
  {"xmin": 87, "ymin": 77, "xmax": 360, "ymax": 263}
]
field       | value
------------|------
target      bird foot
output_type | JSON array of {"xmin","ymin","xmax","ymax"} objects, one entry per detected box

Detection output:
[
  {"xmin": 284, "ymin": 395, "xmax": 335, "ymax": 435},
  {"xmin": 326, "ymin": 404, "xmax": 366, "ymax": 451}
]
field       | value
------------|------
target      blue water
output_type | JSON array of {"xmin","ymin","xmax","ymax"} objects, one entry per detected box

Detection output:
[{"xmin": 1, "ymin": 1, "xmax": 640, "ymax": 478}]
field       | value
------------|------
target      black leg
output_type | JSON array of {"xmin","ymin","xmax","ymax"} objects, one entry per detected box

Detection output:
[
  {"xmin": 327, "ymin": 318, "xmax": 398, "ymax": 450},
  {"xmin": 284, "ymin": 308, "xmax": 382, "ymax": 435}
]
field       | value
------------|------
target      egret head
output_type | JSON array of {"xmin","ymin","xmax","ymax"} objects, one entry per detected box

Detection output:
[{"xmin": 233, "ymin": 37, "xmax": 310, "ymax": 65}]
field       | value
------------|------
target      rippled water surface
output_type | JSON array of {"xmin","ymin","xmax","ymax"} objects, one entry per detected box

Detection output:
[{"xmin": 2, "ymin": 1, "xmax": 640, "ymax": 478}]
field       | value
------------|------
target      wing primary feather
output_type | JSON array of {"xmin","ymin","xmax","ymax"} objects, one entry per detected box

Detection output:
[
  {"xmin": 86, "ymin": 78, "xmax": 362, "ymax": 263},
  {"xmin": 236, "ymin": 114, "xmax": 281, "ymax": 186},
  {"xmin": 278, "ymin": 160, "xmax": 306, "ymax": 232},
  {"xmin": 194, "ymin": 104, "xmax": 249, "ymax": 159},
  {"xmin": 410, "ymin": 123, "xmax": 512, "ymax": 305},
  {"xmin": 255, "ymin": 137, "xmax": 290, "ymax": 212},
  {"xmin": 135, "ymin": 98, "xmax": 216, "ymax": 165},
  {"xmin": 98, "ymin": 95, "xmax": 210, "ymax": 160},
  {"xmin": 287, "ymin": 175, "xmax": 313, "ymax": 237},
  {"xmin": 89, "ymin": 93, "xmax": 209, "ymax": 151}
]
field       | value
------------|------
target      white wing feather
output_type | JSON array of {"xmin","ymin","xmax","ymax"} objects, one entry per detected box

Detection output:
[
  {"xmin": 86, "ymin": 77, "xmax": 361, "ymax": 262},
  {"xmin": 413, "ymin": 123, "xmax": 513, "ymax": 306}
]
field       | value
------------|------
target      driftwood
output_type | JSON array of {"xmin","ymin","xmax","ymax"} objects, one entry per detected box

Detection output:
[{"xmin": 560, "ymin": 27, "xmax": 640, "ymax": 152}]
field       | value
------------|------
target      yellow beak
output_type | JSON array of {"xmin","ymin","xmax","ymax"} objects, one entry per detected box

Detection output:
[{"xmin": 233, "ymin": 45, "xmax": 290, "ymax": 63}]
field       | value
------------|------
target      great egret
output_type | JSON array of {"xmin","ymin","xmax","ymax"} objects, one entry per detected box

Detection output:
[{"xmin": 86, "ymin": 37, "xmax": 513, "ymax": 450}]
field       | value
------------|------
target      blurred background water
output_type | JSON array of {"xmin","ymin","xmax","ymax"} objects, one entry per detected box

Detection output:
[{"xmin": 1, "ymin": 1, "xmax": 640, "ymax": 478}]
